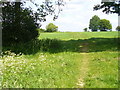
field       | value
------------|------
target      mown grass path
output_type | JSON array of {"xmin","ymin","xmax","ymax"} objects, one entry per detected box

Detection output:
[{"xmin": 76, "ymin": 42, "xmax": 90, "ymax": 88}]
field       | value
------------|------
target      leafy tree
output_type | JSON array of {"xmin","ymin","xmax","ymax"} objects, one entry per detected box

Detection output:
[
  {"xmin": 89, "ymin": 15, "xmax": 100, "ymax": 32},
  {"xmin": 46, "ymin": 23, "xmax": 58, "ymax": 32},
  {"xmin": 83, "ymin": 28, "xmax": 87, "ymax": 32},
  {"xmin": 116, "ymin": 26, "xmax": 120, "ymax": 31},
  {"xmin": 2, "ymin": 0, "xmax": 64, "ymax": 46},
  {"xmin": 94, "ymin": 1, "xmax": 120, "ymax": 16},
  {"xmin": 99, "ymin": 19, "xmax": 112, "ymax": 31},
  {"xmin": 2, "ymin": 2, "xmax": 39, "ymax": 46}
]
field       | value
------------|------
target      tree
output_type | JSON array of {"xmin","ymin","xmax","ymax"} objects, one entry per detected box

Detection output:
[
  {"xmin": 2, "ymin": 2, "xmax": 39, "ymax": 45},
  {"xmin": 116, "ymin": 26, "xmax": 120, "ymax": 31},
  {"xmin": 99, "ymin": 19, "xmax": 112, "ymax": 31},
  {"xmin": 2, "ymin": 0, "xmax": 64, "ymax": 46},
  {"xmin": 89, "ymin": 15, "xmax": 100, "ymax": 32},
  {"xmin": 46, "ymin": 23, "xmax": 58, "ymax": 32},
  {"xmin": 94, "ymin": 1, "xmax": 120, "ymax": 16},
  {"xmin": 83, "ymin": 28, "xmax": 87, "ymax": 32}
]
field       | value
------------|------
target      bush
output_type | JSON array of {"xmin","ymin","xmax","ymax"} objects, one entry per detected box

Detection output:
[{"xmin": 83, "ymin": 28, "xmax": 88, "ymax": 32}]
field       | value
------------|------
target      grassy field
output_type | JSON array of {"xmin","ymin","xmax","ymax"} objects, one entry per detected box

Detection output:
[{"xmin": 1, "ymin": 31, "xmax": 118, "ymax": 88}]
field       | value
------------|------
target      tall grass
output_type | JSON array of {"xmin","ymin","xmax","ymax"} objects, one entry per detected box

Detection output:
[
  {"xmin": 2, "ymin": 38, "xmax": 62, "ymax": 54},
  {"xmin": 2, "ymin": 52, "xmax": 82, "ymax": 88}
]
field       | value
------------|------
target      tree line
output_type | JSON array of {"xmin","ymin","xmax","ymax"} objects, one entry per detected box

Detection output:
[{"xmin": 84, "ymin": 15, "xmax": 120, "ymax": 32}]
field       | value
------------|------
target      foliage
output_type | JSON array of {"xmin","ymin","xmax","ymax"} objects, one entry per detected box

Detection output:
[
  {"xmin": 2, "ymin": 0, "xmax": 65, "ymax": 46},
  {"xmin": 99, "ymin": 19, "xmax": 112, "ymax": 31},
  {"xmin": 46, "ymin": 23, "xmax": 58, "ymax": 32},
  {"xmin": 116, "ymin": 26, "xmax": 120, "ymax": 31},
  {"xmin": 94, "ymin": 1, "xmax": 120, "ymax": 16},
  {"xmin": 83, "ymin": 28, "xmax": 88, "ymax": 32},
  {"xmin": 2, "ymin": 2, "xmax": 39, "ymax": 46},
  {"xmin": 2, "ymin": 38, "xmax": 63, "ymax": 54},
  {"xmin": 89, "ymin": 15, "xmax": 100, "ymax": 32},
  {"xmin": 89, "ymin": 15, "xmax": 112, "ymax": 32}
]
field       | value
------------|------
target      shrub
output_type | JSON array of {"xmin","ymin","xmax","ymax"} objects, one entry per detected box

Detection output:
[{"xmin": 83, "ymin": 28, "xmax": 88, "ymax": 32}]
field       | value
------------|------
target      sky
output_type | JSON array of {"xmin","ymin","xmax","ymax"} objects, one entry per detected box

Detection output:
[{"xmin": 26, "ymin": 0, "xmax": 118, "ymax": 32}]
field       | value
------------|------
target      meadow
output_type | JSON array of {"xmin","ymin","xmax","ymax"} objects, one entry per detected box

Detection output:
[{"xmin": 1, "ymin": 31, "xmax": 118, "ymax": 88}]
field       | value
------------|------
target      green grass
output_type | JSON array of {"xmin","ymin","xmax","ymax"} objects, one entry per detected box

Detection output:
[
  {"xmin": 84, "ymin": 52, "xmax": 118, "ymax": 88},
  {"xmin": 1, "ymin": 31, "xmax": 118, "ymax": 88},
  {"xmin": 2, "ymin": 52, "xmax": 82, "ymax": 88},
  {"xmin": 39, "ymin": 31, "xmax": 118, "ymax": 40}
]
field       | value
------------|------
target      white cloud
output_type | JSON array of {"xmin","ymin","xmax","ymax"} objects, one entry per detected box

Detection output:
[{"xmin": 40, "ymin": 0, "xmax": 118, "ymax": 32}]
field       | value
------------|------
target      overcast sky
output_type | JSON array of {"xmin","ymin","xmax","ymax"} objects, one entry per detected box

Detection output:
[{"xmin": 26, "ymin": 0, "xmax": 118, "ymax": 32}]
